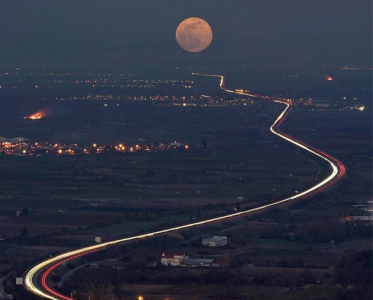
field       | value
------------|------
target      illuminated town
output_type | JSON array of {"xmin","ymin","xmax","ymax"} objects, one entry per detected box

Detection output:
[{"xmin": 0, "ymin": 139, "xmax": 189, "ymax": 156}]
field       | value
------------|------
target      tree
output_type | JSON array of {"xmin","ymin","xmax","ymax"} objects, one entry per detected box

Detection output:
[
  {"xmin": 20, "ymin": 227, "xmax": 29, "ymax": 236},
  {"xmin": 20, "ymin": 207, "xmax": 29, "ymax": 216}
]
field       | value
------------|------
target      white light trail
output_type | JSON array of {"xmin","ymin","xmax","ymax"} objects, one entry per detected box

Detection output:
[{"xmin": 24, "ymin": 74, "xmax": 345, "ymax": 300}]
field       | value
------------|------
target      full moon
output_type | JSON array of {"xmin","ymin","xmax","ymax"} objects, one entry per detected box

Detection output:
[{"xmin": 176, "ymin": 17, "xmax": 213, "ymax": 53}]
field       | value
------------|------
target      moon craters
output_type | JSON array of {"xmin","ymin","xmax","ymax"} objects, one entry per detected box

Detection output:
[{"xmin": 176, "ymin": 18, "xmax": 213, "ymax": 53}]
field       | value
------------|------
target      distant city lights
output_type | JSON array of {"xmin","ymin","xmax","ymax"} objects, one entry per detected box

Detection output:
[{"xmin": 1, "ymin": 139, "xmax": 190, "ymax": 157}]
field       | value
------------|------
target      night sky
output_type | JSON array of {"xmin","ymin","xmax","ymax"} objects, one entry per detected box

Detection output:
[{"xmin": 0, "ymin": 0, "xmax": 371, "ymax": 67}]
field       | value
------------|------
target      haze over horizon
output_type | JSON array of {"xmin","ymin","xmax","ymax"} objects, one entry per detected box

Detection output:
[{"xmin": 0, "ymin": 0, "xmax": 371, "ymax": 67}]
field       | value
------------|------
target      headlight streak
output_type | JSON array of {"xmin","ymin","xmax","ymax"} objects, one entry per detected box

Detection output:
[{"xmin": 24, "ymin": 74, "xmax": 345, "ymax": 300}]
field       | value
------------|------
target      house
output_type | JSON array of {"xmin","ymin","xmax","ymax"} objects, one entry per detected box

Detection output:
[
  {"xmin": 160, "ymin": 253, "xmax": 188, "ymax": 266},
  {"xmin": 180, "ymin": 258, "xmax": 222, "ymax": 268},
  {"xmin": 180, "ymin": 258, "xmax": 214, "ymax": 268},
  {"xmin": 161, "ymin": 253, "xmax": 223, "ymax": 268}
]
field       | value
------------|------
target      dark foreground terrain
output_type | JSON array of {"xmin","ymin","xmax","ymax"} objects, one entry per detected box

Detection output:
[{"xmin": 0, "ymin": 73, "xmax": 371, "ymax": 300}]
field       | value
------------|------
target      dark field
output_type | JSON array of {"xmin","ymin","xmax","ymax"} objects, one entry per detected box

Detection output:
[
  {"xmin": 1, "ymin": 87, "xmax": 371, "ymax": 300},
  {"xmin": 54, "ymin": 103, "xmax": 372, "ymax": 300},
  {"xmin": 0, "ymin": 102, "xmax": 323, "ymax": 240}
]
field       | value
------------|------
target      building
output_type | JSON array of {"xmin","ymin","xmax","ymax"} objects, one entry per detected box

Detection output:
[
  {"xmin": 349, "ymin": 216, "xmax": 373, "ymax": 221},
  {"xmin": 348, "ymin": 200, "xmax": 373, "ymax": 222},
  {"xmin": 180, "ymin": 258, "xmax": 222, "ymax": 268},
  {"xmin": 202, "ymin": 236, "xmax": 228, "ymax": 247},
  {"xmin": 161, "ymin": 253, "xmax": 187, "ymax": 266},
  {"xmin": 161, "ymin": 253, "xmax": 223, "ymax": 268},
  {"xmin": 180, "ymin": 258, "xmax": 213, "ymax": 267}
]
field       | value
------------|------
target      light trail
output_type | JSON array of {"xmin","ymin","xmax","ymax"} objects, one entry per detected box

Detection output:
[{"xmin": 23, "ymin": 74, "xmax": 345, "ymax": 300}]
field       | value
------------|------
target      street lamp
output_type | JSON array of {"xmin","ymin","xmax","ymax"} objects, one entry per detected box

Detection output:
[{"xmin": 138, "ymin": 296, "xmax": 144, "ymax": 300}]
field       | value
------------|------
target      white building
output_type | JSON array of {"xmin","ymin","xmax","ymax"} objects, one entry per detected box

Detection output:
[
  {"xmin": 349, "ymin": 200, "xmax": 373, "ymax": 221},
  {"xmin": 349, "ymin": 216, "xmax": 373, "ymax": 221},
  {"xmin": 161, "ymin": 253, "xmax": 188, "ymax": 266},
  {"xmin": 202, "ymin": 236, "xmax": 228, "ymax": 247},
  {"xmin": 180, "ymin": 258, "xmax": 221, "ymax": 268},
  {"xmin": 161, "ymin": 255, "xmax": 223, "ymax": 268}
]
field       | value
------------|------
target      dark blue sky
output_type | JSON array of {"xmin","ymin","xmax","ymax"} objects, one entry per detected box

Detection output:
[{"xmin": 0, "ymin": 0, "xmax": 371, "ymax": 66}]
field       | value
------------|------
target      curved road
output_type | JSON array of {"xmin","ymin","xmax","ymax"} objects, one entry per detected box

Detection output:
[{"xmin": 23, "ymin": 74, "xmax": 345, "ymax": 300}]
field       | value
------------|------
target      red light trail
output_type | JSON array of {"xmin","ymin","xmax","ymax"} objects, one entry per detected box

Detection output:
[{"xmin": 24, "ymin": 75, "xmax": 345, "ymax": 300}]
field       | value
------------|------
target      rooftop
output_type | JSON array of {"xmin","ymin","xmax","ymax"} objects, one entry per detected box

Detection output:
[
  {"xmin": 202, "ymin": 236, "xmax": 227, "ymax": 242},
  {"xmin": 181, "ymin": 258, "xmax": 214, "ymax": 265},
  {"xmin": 161, "ymin": 253, "xmax": 187, "ymax": 259}
]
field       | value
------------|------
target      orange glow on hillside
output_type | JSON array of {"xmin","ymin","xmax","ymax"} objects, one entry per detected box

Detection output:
[
  {"xmin": 29, "ymin": 114, "xmax": 42, "ymax": 120},
  {"xmin": 24, "ymin": 111, "xmax": 45, "ymax": 120},
  {"xmin": 325, "ymin": 75, "xmax": 333, "ymax": 81}
]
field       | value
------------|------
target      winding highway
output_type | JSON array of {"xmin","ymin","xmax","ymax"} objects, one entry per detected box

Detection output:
[{"xmin": 23, "ymin": 74, "xmax": 345, "ymax": 300}]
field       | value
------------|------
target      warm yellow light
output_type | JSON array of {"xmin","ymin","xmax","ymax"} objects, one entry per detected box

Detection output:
[
  {"xmin": 119, "ymin": 144, "xmax": 123, "ymax": 148},
  {"xmin": 185, "ymin": 145, "xmax": 189, "ymax": 149},
  {"xmin": 29, "ymin": 114, "xmax": 42, "ymax": 120},
  {"xmin": 58, "ymin": 150, "xmax": 62, "ymax": 154},
  {"xmin": 93, "ymin": 143, "xmax": 97, "ymax": 147},
  {"xmin": 22, "ymin": 150, "xmax": 27, "ymax": 154},
  {"xmin": 138, "ymin": 297, "xmax": 144, "ymax": 300}
]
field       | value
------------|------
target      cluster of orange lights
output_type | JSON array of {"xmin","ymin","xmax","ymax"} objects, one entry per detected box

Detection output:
[
  {"xmin": 115, "ymin": 143, "xmax": 126, "ymax": 151},
  {"xmin": 113, "ymin": 144, "xmax": 145, "ymax": 152},
  {"xmin": 2, "ymin": 141, "xmax": 189, "ymax": 157}
]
